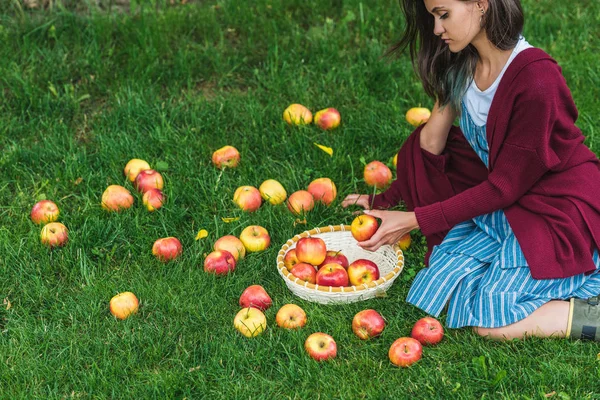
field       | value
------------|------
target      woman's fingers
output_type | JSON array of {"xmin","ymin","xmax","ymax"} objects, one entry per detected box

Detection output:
[{"xmin": 341, "ymin": 194, "xmax": 368, "ymax": 208}]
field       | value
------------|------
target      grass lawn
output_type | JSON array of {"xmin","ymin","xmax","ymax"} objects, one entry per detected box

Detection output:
[{"xmin": 1, "ymin": 0, "xmax": 600, "ymax": 398}]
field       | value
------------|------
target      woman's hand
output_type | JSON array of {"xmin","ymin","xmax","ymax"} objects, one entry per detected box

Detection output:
[
  {"xmin": 358, "ymin": 210, "xmax": 419, "ymax": 252},
  {"xmin": 341, "ymin": 194, "xmax": 371, "ymax": 210}
]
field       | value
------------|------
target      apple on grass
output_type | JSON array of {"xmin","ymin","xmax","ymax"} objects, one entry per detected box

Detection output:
[
  {"xmin": 276, "ymin": 304, "xmax": 307, "ymax": 329},
  {"xmin": 109, "ymin": 292, "xmax": 139, "ymax": 320},
  {"xmin": 124, "ymin": 158, "xmax": 151, "ymax": 182},
  {"xmin": 316, "ymin": 263, "xmax": 349, "ymax": 287},
  {"xmin": 239, "ymin": 285, "xmax": 272, "ymax": 311},
  {"xmin": 351, "ymin": 214, "xmax": 379, "ymax": 242},
  {"xmin": 406, "ymin": 107, "xmax": 431, "ymax": 127},
  {"xmin": 259, "ymin": 179, "xmax": 287, "ymax": 205},
  {"xmin": 347, "ymin": 259, "xmax": 380, "ymax": 286},
  {"xmin": 389, "ymin": 337, "xmax": 423, "ymax": 367},
  {"xmin": 239, "ymin": 225, "xmax": 270, "ymax": 252},
  {"xmin": 135, "ymin": 169, "xmax": 164, "ymax": 193},
  {"xmin": 40, "ymin": 222, "xmax": 68, "ymax": 248},
  {"xmin": 286, "ymin": 190, "xmax": 314, "ymax": 216},
  {"xmin": 307, "ymin": 178, "xmax": 337, "ymax": 206},
  {"xmin": 212, "ymin": 145, "xmax": 240, "ymax": 169},
  {"xmin": 305, "ymin": 332, "xmax": 337, "ymax": 361},
  {"xmin": 283, "ymin": 249, "xmax": 299, "ymax": 271},
  {"xmin": 101, "ymin": 185, "xmax": 134, "ymax": 212},
  {"xmin": 214, "ymin": 235, "xmax": 246, "ymax": 262},
  {"xmin": 233, "ymin": 186, "xmax": 262, "ymax": 212},
  {"xmin": 295, "ymin": 237, "xmax": 327, "ymax": 266},
  {"xmin": 314, "ymin": 108, "xmax": 341, "ymax": 130},
  {"xmin": 142, "ymin": 188, "xmax": 164, "ymax": 212},
  {"xmin": 31, "ymin": 200, "xmax": 60, "ymax": 225},
  {"xmin": 411, "ymin": 317, "xmax": 444, "ymax": 346},
  {"xmin": 318, "ymin": 250, "xmax": 349, "ymax": 270},
  {"xmin": 352, "ymin": 309, "xmax": 385, "ymax": 340},
  {"xmin": 234, "ymin": 307, "xmax": 267, "ymax": 338},
  {"xmin": 364, "ymin": 161, "xmax": 392, "ymax": 189},
  {"xmin": 290, "ymin": 263, "xmax": 317, "ymax": 284},
  {"xmin": 204, "ymin": 250, "xmax": 236, "ymax": 275},
  {"xmin": 152, "ymin": 237, "xmax": 183, "ymax": 262},
  {"xmin": 283, "ymin": 104, "xmax": 312, "ymax": 125}
]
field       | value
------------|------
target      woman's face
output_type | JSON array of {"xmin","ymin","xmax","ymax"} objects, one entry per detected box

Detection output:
[{"xmin": 423, "ymin": 0, "xmax": 485, "ymax": 53}]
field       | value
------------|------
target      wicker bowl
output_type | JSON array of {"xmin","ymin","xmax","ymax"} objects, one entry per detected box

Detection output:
[{"xmin": 276, "ymin": 225, "xmax": 404, "ymax": 304}]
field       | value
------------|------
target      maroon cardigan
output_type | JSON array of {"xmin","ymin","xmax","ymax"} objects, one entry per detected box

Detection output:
[{"xmin": 372, "ymin": 48, "xmax": 600, "ymax": 279}]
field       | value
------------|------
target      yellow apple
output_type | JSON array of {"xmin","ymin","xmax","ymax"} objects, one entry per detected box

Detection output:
[
  {"xmin": 101, "ymin": 185, "xmax": 134, "ymax": 212},
  {"xmin": 40, "ymin": 222, "xmax": 68, "ymax": 248},
  {"xmin": 214, "ymin": 235, "xmax": 246, "ymax": 261},
  {"xmin": 259, "ymin": 179, "xmax": 287, "ymax": 205},
  {"xmin": 212, "ymin": 145, "xmax": 240, "ymax": 169},
  {"xmin": 240, "ymin": 225, "xmax": 271, "ymax": 252},
  {"xmin": 234, "ymin": 307, "xmax": 267, "ymax": 338},
  {"xmin": 124, "ymin": 158, "xmax": 151, "ymax": 182},
  {"xmin": 276, "ymin": 304, "xmax": 307, "ymax": 329},
  {"xmin": 405, "ymin": 107, "xmax": 431, "ymax": 127},
  {"xmin": 109, "ymin": 291, "xmax": 139, "ymax": 320},
  {"xmin": 283, "ymin": 104, "xmax": 312, "ymax": 125}
]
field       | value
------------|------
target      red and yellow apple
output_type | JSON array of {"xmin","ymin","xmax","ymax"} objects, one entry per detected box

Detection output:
[
  {"xmin": 347, "ymin": 259, "xmax": 380, "ymax": 286},
  {"xmin": 295, "ymin": 237, "xmax": 327, "ymax": 266},
  {"xmin": 283, "ymin": 249, "xmax": 300, "ymax": 271},
  {"xmin": 352, "ymin": 309, "xmax": 386, "ymax": 340},
  {"xmin": 40, "ymin": 222, "xmax": 68, "ymax": 248},
  {"xmin": 234, "ymin": 307, "xmax": 267, "ymax": 338},
  {"xmin": 314, "ymin": 107, "xmax": 341, "ymax": 130},
  {"xmin": 109, "ymin": 291, "xmax": 139, "ymax": 320},
  {"xmin": 398, "ymin": 233, "xmax": 412, "ymax": 251},
  {"xmin": 406, "ymin": 107, "xmax": 431, "ymax": 127},
  {"xmin": 316, "ymin": 263, "xmax": 349, "ymax": 287},
  {"xmin": 411, "ymin": 317, "xmax": 444, "ymax": 346},
  {"xmin": 124, "ymin": 158, "xmax": 151, "ymax": 182},
  {"xmin": 142, "ymin": 188, "xmax": 164, "ymax": 212},
  {"xmin": 204, "ymin": 250, "xmax": 236, "ymax": 275},
  {"xmin": 307, "ymin": 177, "xmax": 337, "ymax": 206},
  {"xmin": 212, "ymin": 145, "xmax": 240, "ymax": 169},
  {"xmin": 259, "ymin": 179, "xmax": 287, "ymax": 205},
  {"xmin": 283, "ymin": 103, "xmax": 313, "ymax": 125},
  {"xmin": 350, "ymin": 214, "xmax": 379, "ymax": 242},
  {"xmin": 389, "ymin": 337, "xmax": 423, "ymax": 367},
  {"xmin": 30, "ymin": 200, "xmax": 60, "ymax": 225},
  {"xmin": 239, "ymin": 225, "xmax": 270, "ymax": 252},
  {"xmin": 318, "ymin": 250, "xmax": 349, "ymax": 270},
  {"xmin": 101, "ymin": 185, "xmax": 134, "ymax": 212},
  {"xmin": 276, "ymin": 304, "xmax": 307, "ymax": 329},
  {"xmin": 286, "ymin": 190, "xmax": 315, "ymax": 216},
  {"xmin": 290, "ymin": 263, "xmax": 317, "ymax": 284},
  {"xmin": 152, "ymin": 237, "xmax": 183, "ymax": 262},
  {"xmin": 214, "ymin": 235, "xmax": 246, "ymax": 261},
  {"xmin": 233, "ymin": 186, "xmax": 262, "ymax": 212},
  {"xmin": 364, "ymin": 161, "xmax": 392, "ymax": 189},
  {"xmin": 239, "ymin": 285, "xmax": 272, "ymax": 311},
  {"xmin": 135, "ymin": 169, "xmax": 164, "ymax": 193},
  {"xmin": 305, "ymin": 332, "xmax": 337, "ymax": 361}
]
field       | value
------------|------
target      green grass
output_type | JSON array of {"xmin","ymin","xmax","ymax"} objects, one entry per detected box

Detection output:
[{"xmin": 1, "ymin": 0, "xmax": 599, "ymax": 398}]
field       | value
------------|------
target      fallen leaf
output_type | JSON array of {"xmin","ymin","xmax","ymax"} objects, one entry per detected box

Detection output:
[
  {"xmin": 73, "ymin": 177, "xmax": 83, "ymax": 185},
  {"xmin": 195, "ymin": 229, "xmax": 208, "ymax": 240},
  {"xmin": 188, "ymin": 366, "xmax": 201, "ymax": 372},
  {"xmin": 3, "ymin": 298, "xmax": 11, "ymax": 310},
  {"xmin": 221, "ymin": 217, "xmax": 240, "ymax": 223},
  {"xmin": 544, "ymin": 392, "xmax": 556, "ymax": 398},
  {"xmin": 294, "ymin": 218, "xmax": 307, "ymax": 226},
  {"xmin": 314, "ymin": 143, "xmax": 333, "ymax": 156}
]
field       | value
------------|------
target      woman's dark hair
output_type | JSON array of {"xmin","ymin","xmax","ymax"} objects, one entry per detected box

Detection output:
[{"xmin": 387, "ymin": 0, "xmax": 524, "ymax": 111}]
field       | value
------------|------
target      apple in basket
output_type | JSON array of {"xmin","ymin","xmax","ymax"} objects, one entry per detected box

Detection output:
[
  {"xmin": 290, "ymin": 263, "xmax": 317, "ymax": 284},
  {"xmin": 30, "ymin": 200, "xmax": 60, "ymax": 225},
  {"xmin": 239, "ymin": 285, "xmax": 272, "ymax": 311},
  {"xmin": 214, "ymin": 235, "xmax": 246, "ymax": 262},
  {"xmin": 135, "ymin": 169, "xmax": 164, "ymax": 193},
  {"xmin": 204, "ymin": 250, "xmax": 236, "ymax": 275},
  {"xmin": 305, "ymin": 332, "xmax": 337, "ymax": 361},
  {"xmin": 234, "ymin": 307, "xmax": 267, "ymax": 338},
  {"xmin": 276, "ymin": 304, "xmax": 307, "ymax": 329},
  {"xmin": 233, "ymin": 186, "xmax": 262, "ymax": 212},
  {"xmin": 411, "ymin": 317, "xmax": 444, "ymax": 346},
  {"xmin": 318, "ymin": 250, "xmax": 349, "ymax": 270},
  {"xmin": 283, "ymin": 248, "xmax": 300, "ymax": 270},
  {"xmin": 351, "ymin": 214, "xmax": 379, "ymax": 242},
  {"xmin": 364, "ymin": 161, "xmax": 392, "ymax": 189},
  {"xmin": 316, "ymin": 263, "xmax": 349, "ymax": 287},
  {"xmin": 286, "ymin": 190, "xmax": 315, "ymax": 216},
  {"xmin": 40, "ymin": 222, "xmax": 68, "ymax": 248},
  {"xmin": 347, "ymin": 259, "xmax": 380, "ymax": 286},
  {"xmin": 152, "ymin": 237, "xmax": 183, "ymax": 262},
  {"xmin": 124, "ymin": 158, "xmax": 151, "ymax": 182},
  {"xmin": 389, "ymin": 337, "xmax": 423, "ymax": 367},
  {"xmin": 239, "ymin": 225, "xmax": 271, "ymax": 252},
  {"xmin": 259, "ymin": 179, "xmax": 287, "ymax": 205},
  {"xmin": 212, "ymin": 145, "xmax": 240, "ymax": 169},
  {"xmin": 307, "ymin": 177, "xmax": 337, "ymax": 206},
  {"xmin": 352, "ymin": 309, "xmax": 386, "ymax": 340},
  {"xmin": 295, "ymin": 237, "xmax": 327, "ymax": 266},
  {"xmin": 109, "ymin": 291, "xmax": 139, "ymax": 320}
]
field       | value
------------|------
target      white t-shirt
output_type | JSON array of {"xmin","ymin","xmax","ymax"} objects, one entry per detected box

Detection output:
[{"xmin": 463, "ymin": 36, "xmax": 532, "ymax": 126}]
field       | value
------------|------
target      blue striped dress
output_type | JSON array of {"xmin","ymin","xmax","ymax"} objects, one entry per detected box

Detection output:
[{"xmin": 405, "ymin": 101, "xmax": 600, "ymax": 329}]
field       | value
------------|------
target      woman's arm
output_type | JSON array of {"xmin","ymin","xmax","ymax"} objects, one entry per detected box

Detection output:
[{"xmin": 419, "ymin": 101, "xmax": 457, "ymax": 155}]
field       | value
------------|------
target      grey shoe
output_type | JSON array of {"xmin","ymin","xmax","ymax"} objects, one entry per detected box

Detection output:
[{"xmin": 568, "ymin": 296, "xmax": 600, "ymax": 341}]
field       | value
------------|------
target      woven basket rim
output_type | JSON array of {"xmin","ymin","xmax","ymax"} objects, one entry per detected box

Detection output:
[{"xmin": 276, "ymin": 224, "xmax": 404, "ymax": 294}]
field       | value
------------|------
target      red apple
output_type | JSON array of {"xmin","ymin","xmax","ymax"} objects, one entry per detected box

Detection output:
[
  {"xmin": 364, "ymin": 161, "xmax": 392, "ymax": 189},
  {"xmin": 204, "ymin": 250, "xmax": 236, "ymax": 275},
  {"xmin": 398, "ymin": 233, "xmax": 412, "ymax": 251},
  {"xmin": 233, "ymin": 186, "xmax": 262, "ymax": 212},
  {"xmin": 239, "ymin": 225, "xmax": 270, "ymax": 252},
  {"xmin": 239, "ymin": 285, "xmax": 272, "ymax": 311},
  {"xmin": 276, "ymin": 304, "xmax": 307, "ymax": 329},
  {"xmin": 286, "ymin": 190, "xmax": 315, "ymax": 216},
  {"xmin": 152, "ymin": 237, "xmax": 183, "ymax": 262},
  {"xmin": 214, "ymin": 235, "xmax": 246, "ymax": 261},
  {"xmin": 135, "ymin": 169, "xmax": 164, "ymax": 193},
  {"xmin": 316, "ymin": 263, "xmax": 349, "ymax": 287},
  {"xmin": 295, "ymin": 237, "xmax": 327, "ymax": 266},
  {"xmin": 307, "ymin": 177, "xmax": 337, "ymax": 206},
  {"xmin": 352, "ymin": 309, "xmax": 386, "ymax": 340},
  {"xmin": 283, "ymin": 103, "xmax": 313, "ymax": 125},
  {"xmin": 40, "ymin": 222, "xmax": 68, "ymax": 248},
  {"xmin": 234, "ymin": 307, "xmax": 267, "ymax": 338},
  {"xmin": 109, "ymin": 291, "xmax": 139, "ymax": 320},
  {"xmin": 212, "ymin": 145, "xmax": 240, "ymax": 169},
  {"xmin": 347, "ymin": 259, "xmax": 380, "ymax": 286},
  {"xmin": 406, "ymin": 107, "xmax": 431, "ymax": 127},
  {"xmin": 30, "ymin": 200, "xmax": 60, "ymax": 225},
  {"xmin": 411, "ymin": 317, "xmax": 445, "ymax": 346},
  {"xmin": 318, "ymin": 250, "xmax": 349, "ymax": 270},
  {"xmin": 314, "ymin": 107, "xmax": 341, "ymax": 130},
  {"xmin": 283, "ymin": 249, "xmax": 299, "ymax": 271},
  {"xmin": 101, "ymin": 185, "xmax": 134, "ymax": 212},
  {"xmin": 124, "ymin": 158, "xmax": 151, "ymax": 182},
  {"xmin": 259, "ymin": 179, "xmax": 287, "ymax": 205},
  {"xmin": 142, "ymin": 188, "xmax": 165, "ymax": 212},
  {"xmin": 305, "ymin": 332, "xmax": 337, "ymax": 361},
  {"xmin": 350, "ymin": 214, "xmax": 379, "ymax": 242},
  {"xmin": 389, "ymin": 337, "xmax": 423, "ymax": 367},
  {"xmin": 290, "ymin": 263, "xmax": 317, "ymax": 284}
]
